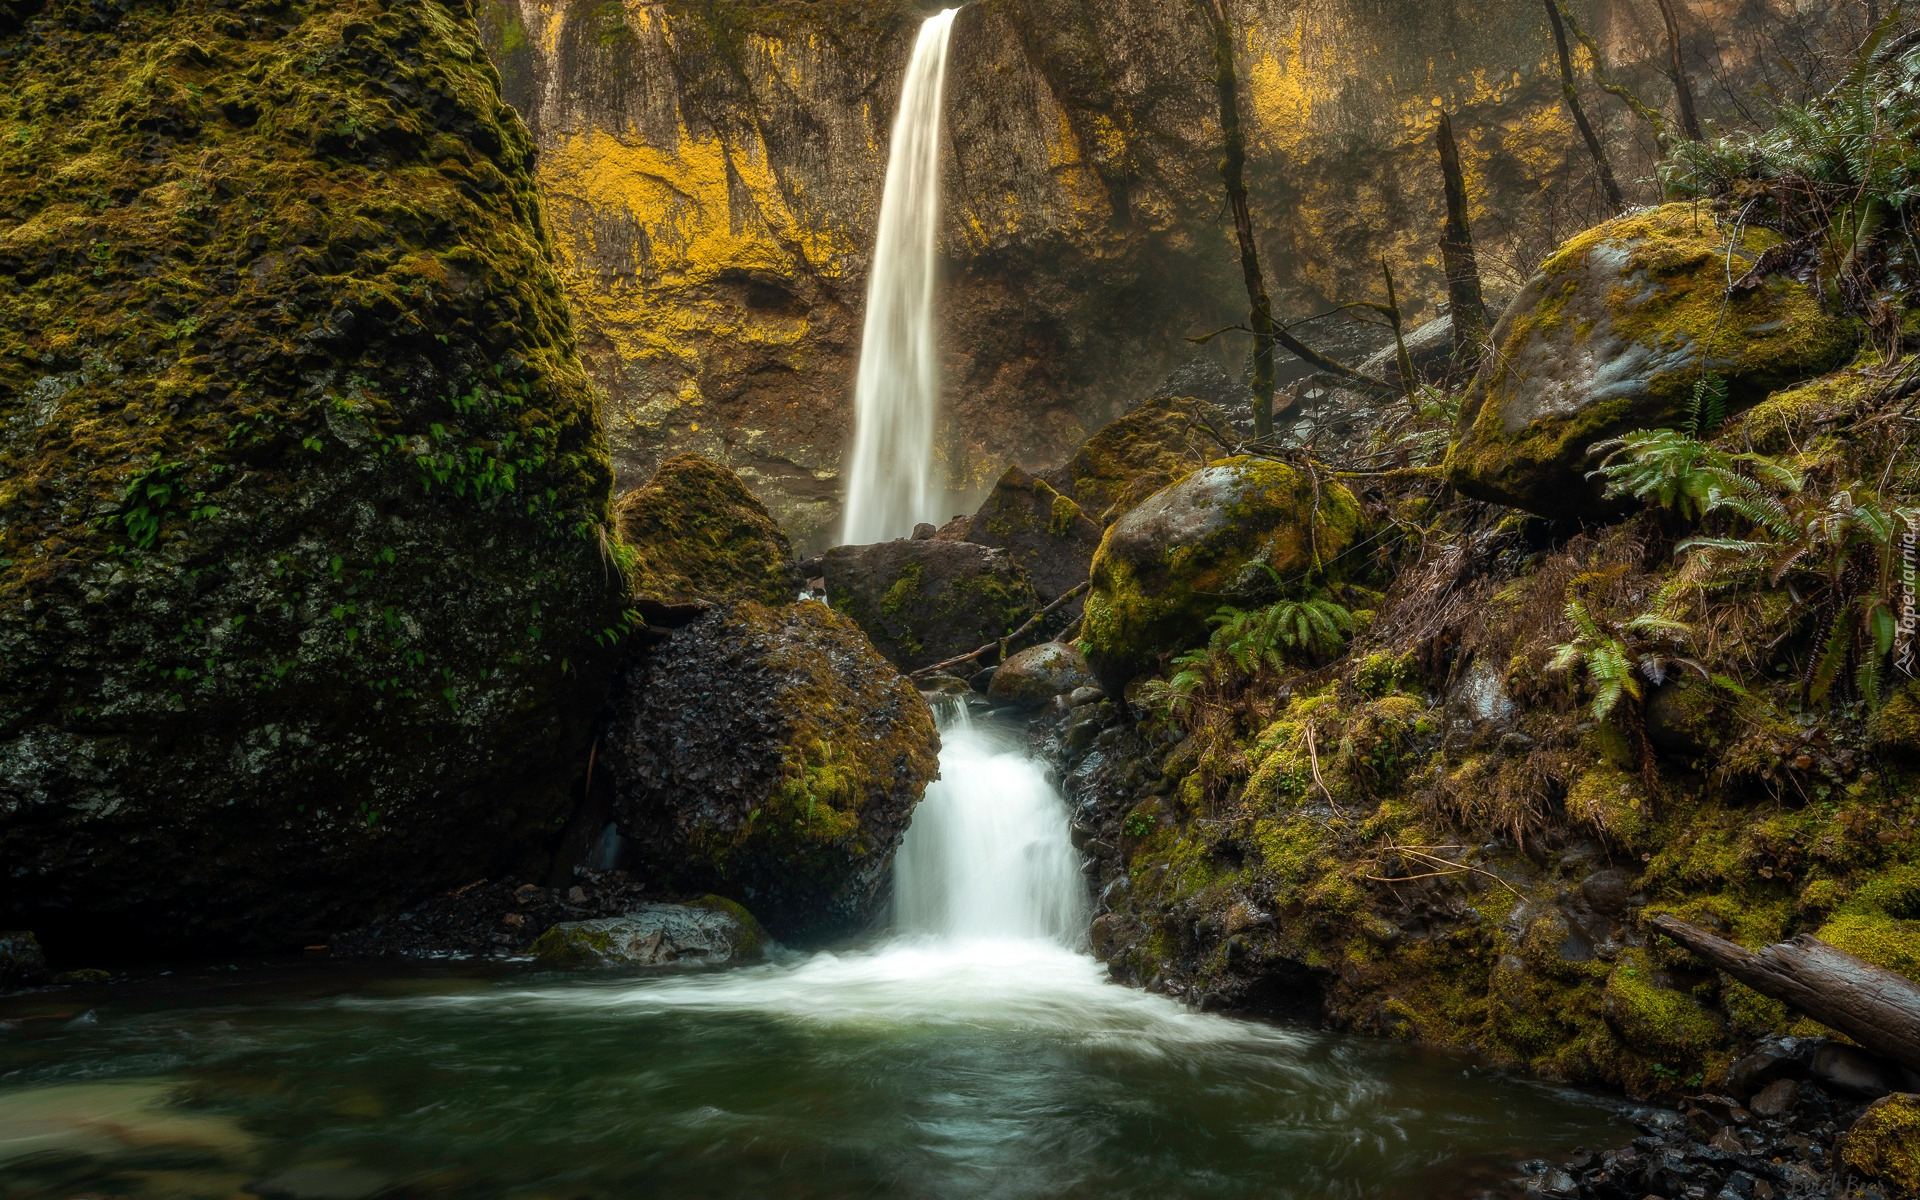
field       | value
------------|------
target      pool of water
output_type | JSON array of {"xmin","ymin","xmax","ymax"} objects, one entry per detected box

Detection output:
[
  {"xmin": 0, "ymin": 712, "xmax": 1627, "ymax": 1199},
  {"xmin": 0, "ymin": 941, "xmax": 1626, "ymax": 1200}
]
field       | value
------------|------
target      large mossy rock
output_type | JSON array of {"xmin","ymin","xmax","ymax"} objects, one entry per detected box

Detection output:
[
  {"xmin": 0, "ymin": 0, "xmax": 624, "ymax": 953},
  {"xmin": 1449, "ymin": 204, "xmax": 1859, "ymax": 516},
  {"xmin": 822, "ymin": 539, "xmax": 1041, "ymax": 673},
  {"xmin": 1082, "ymin": 457, "xmax": 1361, "ymax": 688},
  {"xmin": 605, "ymin": 600, "xmax": 939, "ymax": 941},
  {"xmin": 1053, "ymin": 395, "xmax": 1235, "ymax": 525},
  {"xmin": 528, "ymin": 899, "xmax": 768, "ymax": 969},
  {"xmin": 615, "ymin": 453, "xmax": 794, "ymax": 610},
  {"xmin": 947, "ymin": 465, "xmax": 1102, "ymax": 600}
]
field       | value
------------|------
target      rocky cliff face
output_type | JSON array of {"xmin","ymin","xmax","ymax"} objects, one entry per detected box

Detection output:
[{"xmin": 482, "ymin": 0, "xmax": 1859, "ymax": 550}]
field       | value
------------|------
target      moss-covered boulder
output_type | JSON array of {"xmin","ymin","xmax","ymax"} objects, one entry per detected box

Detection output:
[
  {"xmin": 605, "ymin": 600, "xmax": 938, "ymax": 940},
  {"xmin": 947, "ymin": 465, "xmax": 1102, "ymax": 600},
  {"xmin": 1081, "ymin": 457, "xmax": 1361, "ymax": 687},
  {"xmin": 988, "ymin": 641, "xmax": 1097, "ymax": 709},
  {"xmin": 615, "ymin": 453, "xmax": 794, "ymax": 610},
  {"xmin": 1054, "ymin": 395, "xmax": 1235, "ymax": 525},
  {"xmin": 1843, "ymin": 1093, "xmax": 1920, "ymax": 1195},
  {"xmin": 1450, "ymin": 204, "xmax": 1859, "ymax": 516},
  {"xmin": 823, "ymin": 539, "xmax": 1041, "ymax": 673},
  {"xmin": 528, "ymin": 899, "xmax": 768, "ymax": 969},
  {"xmin": 0, "ymin": 0, "xmax": 626, "ymax": 953}
]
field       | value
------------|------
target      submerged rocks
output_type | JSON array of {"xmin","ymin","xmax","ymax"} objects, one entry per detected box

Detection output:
[
  {"xmin": 605, "ymin": 601, "xmax": 939, "ymax": 941},
  {"xmin": 1081, "ymin": 457, "xmax": 1361, "ymax": 689},
  {"xmin": 823, "ymin": 538, "xmax": 1041, "ymax": 672},
  {"xmin": 0, "ymin": 0, "xmax": 625, "ymax": 954},
  {"xmin": 529, "ymin": 899, "xmax": 768, "ymax": 968},
  {"xmin": 1450, "ymin": 204, "xmax": 1859, "ymax": 517},
  {"xmin": 942, "ymin": 465, "xmax": 1102, "ymax": 600},
  {"xmin": 0, "ymin": 932, "xmax": 46, "ymax": 990},
  {"xmin": 616, "ymin": 454, "xmax": 797, "ymax": 611},
  {"xmin": 988, "ymin": 642, "xmax": 1097, "ymax": 709}
]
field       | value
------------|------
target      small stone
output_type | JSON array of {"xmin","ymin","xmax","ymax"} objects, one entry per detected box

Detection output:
[
  {"xmin": 514, "ymin": 883, "xmax": 542, "ymax": 904},
  {"xmin": 501, "ymin": 912, "xmax": 525, "ymax": 928},
  {"xmin": 567, "ymin": 886, "xmax": 587, "ymax": 904},
  {"xmin": 1067, "ymin": 685, "xmax": 1103, "ymax": 707},
  {"xmin": 1750, "ymin": 1078, "xmax": 1799, "ymax": 1119}
]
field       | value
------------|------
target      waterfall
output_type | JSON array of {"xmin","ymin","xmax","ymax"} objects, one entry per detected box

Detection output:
[
  {"xmin": 894, "ymin": 705, "xmax": 1089, "ymax": 944},
  {"xmin": 840, "ymin": 9, "xmax": 960, "ymax": 546}
]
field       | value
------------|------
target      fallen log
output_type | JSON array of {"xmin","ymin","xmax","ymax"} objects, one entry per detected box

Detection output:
[{"xmin": 1650, "ymin": 914, "xmax": 1920, "ymax": 1074}]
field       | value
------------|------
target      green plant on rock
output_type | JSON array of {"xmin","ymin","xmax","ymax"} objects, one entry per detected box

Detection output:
[
  {"xmin": 1592, "ymin": 427, "xmax": 1800, "ymax": 528},
  {"xmin": 1548, "ymin": 600, "xmax": 1711, "ymax": 719},
  {"xmin": 1139, "ymin": 588, "xmax": 1355, "ymax": 722},
  {"xmin": 1662, "ymin": 28, "xmax": 1920, "ymax": 345}
]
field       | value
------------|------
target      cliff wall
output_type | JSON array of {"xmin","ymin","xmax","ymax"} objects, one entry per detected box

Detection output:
[{"xmin": 482, "ymin": 0, "xmax": 1858, "ymax": 550}]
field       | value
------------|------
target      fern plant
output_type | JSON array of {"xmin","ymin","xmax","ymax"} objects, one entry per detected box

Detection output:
[
  {"xmin": 1138, "ymin": 592, "xmax": 1358, "ymax": 722},
  {"xmin": 1548, "ymin": 601, "xmax": 1702, "ymax": 719},
  {"xmin": 1592, "ymin": 427, "xmax": 1801, "ymax": 528}
]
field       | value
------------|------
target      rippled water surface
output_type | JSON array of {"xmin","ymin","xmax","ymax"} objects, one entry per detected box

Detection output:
[{"xmin": 0, "ymin": 714, "xmax": 1626, "ymax": 1199}]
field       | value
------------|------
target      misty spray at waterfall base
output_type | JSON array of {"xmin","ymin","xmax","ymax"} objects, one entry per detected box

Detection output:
[{"xmin": 840, "ymin": 9, "xmax": 960, "ymax": 546}]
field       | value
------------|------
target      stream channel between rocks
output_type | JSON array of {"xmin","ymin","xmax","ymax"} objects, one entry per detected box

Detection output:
[{"xmin": 0, "ymin": 708, "xmax": 1629, "ymax": 1199}]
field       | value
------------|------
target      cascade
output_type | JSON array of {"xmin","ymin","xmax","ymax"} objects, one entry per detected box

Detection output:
[
  {"xmin": 892, "ymin": 704, "xmax": 1088, "ymax": 944},
  {"xmin": 839, "ymin": 9, "xmax": 960, "ymax": 546}
]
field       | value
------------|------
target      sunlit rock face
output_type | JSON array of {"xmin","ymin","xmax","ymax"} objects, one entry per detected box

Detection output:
[{"xmin": 480, "ymin": 0, "xmax": 1856, "ymax": 551}]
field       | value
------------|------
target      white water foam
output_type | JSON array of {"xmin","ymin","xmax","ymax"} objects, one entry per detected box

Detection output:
[{"xmin": 840, "ymin": 9, "xmax": 960, "ymax": 545}]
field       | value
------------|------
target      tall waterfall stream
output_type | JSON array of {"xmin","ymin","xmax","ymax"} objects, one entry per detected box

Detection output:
[
  {"xmin": 0, "ymin": 707, "xmax": 1625, "ymax": 1199},
  {"xmin": 839, "ymin": 9, "xmax": 960, "ymax": 545}
]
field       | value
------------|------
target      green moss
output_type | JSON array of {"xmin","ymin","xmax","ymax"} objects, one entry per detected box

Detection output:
[
  {"xmin": 687, "ymin": 894, "xmax": 771, "ymax": 958},
  {"xmin": 1817, "ymin": 912, "xmax": 1920, "ymax": 982},
  {"xmin": 1843, "ymin": 1093, "xmax": 1920, "ymax": 1194},
  {"xmin": 1869, "ymin": 681, "xmax": 1920, "ymax": 759},
  {"xmin": 1083, "ymin": 457, "xmax": 1363, "ymax": 671},
  {"xmin": 616, "ymin": 454, "xmax": 794, "ymax": 607},
  {"xmin": 1565, "ymin": 765, "xmax": 1653, "ymax": 849},
  {"xmin": 1450, "ymin": 204, "xmax": 1860, "ymax": 515},
  {"xmin": 0, "ymin": 0, "xmax": 625, "ymax": 951},
  {"xmin": 1601, "ymin": 949, "xmax": 1724, "ymax": 1063},
  {"xmin": 1061, "ymin": 395, "xmax": 1232, "ymax": 523},
  {"xmin": 530, "ymin": 923, "xmax": 615, "ymax": 966}
]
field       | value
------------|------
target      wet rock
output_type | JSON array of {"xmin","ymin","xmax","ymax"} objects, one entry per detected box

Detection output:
[
  {"xmin": 1726, "ymin": 1035, "xmax": 1820, "ymax": 1095},
  {"xmin": 1810, "ymin": 1042, "xmax": 1917, "ymax": 1099},
  {"xmin": 1750, "ymin": 1078, "xmax": 1801, "ymax": 1119},
  {"xmin": 1444, "ymin": 657, "xmax": 1517, "ymax": 752},
  {"xmin": 529, "ymin": 899, "xmax": 768, "ymax": 968},
  {"xmin": 1081, "ymin": 457, "xmax": 1361, "ymax": 692},
  {"xmin": 1580, "ymin": 868, "xmax": 1634, "ymax": 915},
  {"xmin": 1355, "ymin": 312, "xmax": 1464, "ymax": 390},
  {"xmin": 615, "ymin": 453, "xmax": 798, "ymax": 610},
  {"xmin": 1645, "ymin": 677, "xmax": 1728, "ymax": 759},
  {"xmin": 1449, "ymin": 204, "xmax": 1859, "ymax": 517},
  {"xmin": 1068, "ymin": 685, "xmax": 1105, "ymax": 707},
  {"xmin": 944, "ymin": 465, "xmax": 1103, "ymax": 600},
  {"xmin": 0, "ymin": 0, "xmax": 626, "ymax": 955},
  {"xmin": 823, "ymin": 538, "xmax": 1041, "ymax": 673},
  {"xmin": 989, "ymin": 642, "xmax": 1098, "ymax": 709},
  {"xmin": 605, "ymin": 600, "xmax": 939, "ymax": 941},
  {"xmin": 0, "ymin": 931, "xmax": 47, "ymax": 989}
]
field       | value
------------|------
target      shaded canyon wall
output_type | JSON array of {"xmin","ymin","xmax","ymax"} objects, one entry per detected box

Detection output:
[{"xmin": 481, "ymin": 0, "xmax": 1865, "ymax": 551}]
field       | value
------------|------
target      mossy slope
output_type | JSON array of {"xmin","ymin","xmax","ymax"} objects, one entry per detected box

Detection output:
[{"xmin": 0, "ymin": 0, "xmax": 622, "ymax": 953}]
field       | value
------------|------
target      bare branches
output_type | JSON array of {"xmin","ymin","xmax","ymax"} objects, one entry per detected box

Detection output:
[{"xmin": 1541, "ymin": 0, "xmax": 1625, "ymax": 211}]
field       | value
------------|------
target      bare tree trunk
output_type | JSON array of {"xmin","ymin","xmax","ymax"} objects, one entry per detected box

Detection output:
[
  {"xmin": 1653, "ymin": 0, "xmax": 1705, "ymax": 141},
  {"xmin": 1434, "ymin": 110, "xmax": 1489, "ymax": 370},
  {"xmin": 1198, "ymin": 0, "xmax": 1276, "ymax": 440},
  {"xmin": 1651, "ymin": 915, "xmax": 1920, "ymax": 1074},
  {"xmin": 1557, "ymin": 0, "xmax": 1671, "ymax": 151},
  {"xmin": 1541, "ymin": 0, "xmax": 1625, "ymax": 212},
  {"xmin": 1380, "ymin": 259, "xmax": 1418, "ymax": 412}
]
